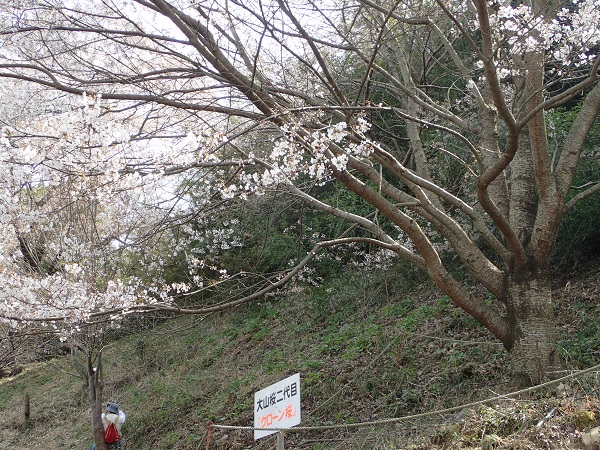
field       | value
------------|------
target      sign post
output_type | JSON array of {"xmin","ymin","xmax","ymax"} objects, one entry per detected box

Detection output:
[{"xmin": 254, "ymin": 373, "xmax": 301, "ymax": 442}]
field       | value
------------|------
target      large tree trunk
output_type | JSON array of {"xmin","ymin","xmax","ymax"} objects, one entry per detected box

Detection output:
[{"xmin": 506, "ymin": 274, "xmax": 558, "ymax": 385}]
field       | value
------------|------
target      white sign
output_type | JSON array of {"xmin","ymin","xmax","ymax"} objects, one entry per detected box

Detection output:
[{"xmin": 253, "ymin": 373, "xmax": 301, "ymax": 440}]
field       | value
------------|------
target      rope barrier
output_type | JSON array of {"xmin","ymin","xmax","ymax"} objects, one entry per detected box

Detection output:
[{"xmin": 211, "ymin": 362, "xmax": 600, "ymax": 433}]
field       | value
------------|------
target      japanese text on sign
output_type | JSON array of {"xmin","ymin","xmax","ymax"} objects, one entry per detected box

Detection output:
[{"xmin": 254, "ymin": 373, "xmax": 301, "ymax": 440}]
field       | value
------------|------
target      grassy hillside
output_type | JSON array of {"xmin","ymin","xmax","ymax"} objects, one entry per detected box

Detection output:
[{"xmin": 1, "ymin": 261, "xmax": 599, "ymax": 450}]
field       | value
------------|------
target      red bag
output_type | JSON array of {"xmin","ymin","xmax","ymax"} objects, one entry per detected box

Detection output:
[{"xmin": 104, "ymin": 421, "xmax": 120, "ymax": 445}]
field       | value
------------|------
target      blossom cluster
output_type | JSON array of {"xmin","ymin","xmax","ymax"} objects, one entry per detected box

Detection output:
[
  {"xmin": 489, "ymin": 0, "xmax": 600, "ymax": 68},
  {"xmin": 238, "ymin": 118, "xmax": 373, "ymax": 195},
  {"xmin": 0, "ymin": 92, "xmax": 222, "ymax": 330}
]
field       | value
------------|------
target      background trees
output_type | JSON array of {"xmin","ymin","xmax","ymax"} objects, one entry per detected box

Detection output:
[{"xmin": 0, "ymin": 0, "xmax": 598, "ymax": 395}]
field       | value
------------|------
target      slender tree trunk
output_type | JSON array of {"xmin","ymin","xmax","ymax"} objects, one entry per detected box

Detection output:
[
  {"xmin": 70, "ymin": 335, "xmax": 107, "ymax": 449},
  {"xmin": 88, "ymin": 353, "xmax": 107, "ymax": 450},
  {"xmin": 78, "ymin": 348, "xmax": 107, "ymax": 450},
  {"xmin": 506, "ymin": 274, "xmax": 558, "ymax": 385},
  {"xmin": 91, "ymin": 383, "xmax": 106, "ymax": 450}
]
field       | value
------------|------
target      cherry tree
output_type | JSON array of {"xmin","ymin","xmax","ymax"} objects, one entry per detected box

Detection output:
[
  {"xmin": 0, "ymin": 88, "xmax": 161, "ymax": 446},
  {"xmin": 0, "ymin": 46, "xmax": 272, "ymax": 447},
  {"xmin": 0, "ymin": 0, "xmax": 599, "ymax": 396}
]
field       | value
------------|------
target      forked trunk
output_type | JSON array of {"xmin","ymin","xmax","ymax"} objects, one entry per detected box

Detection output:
[
  {"xmin": 506, "ymin": 275, "xmax": 558, "ymax": 385},
  {"xmin": 84, "ymin": 351, "xmax": 107, "ymax": 450}
]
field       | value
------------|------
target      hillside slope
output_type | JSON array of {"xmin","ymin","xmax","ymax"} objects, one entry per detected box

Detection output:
[{"xmin": 1, "ymin": 261, "xmax": 599, "ymax": 450}]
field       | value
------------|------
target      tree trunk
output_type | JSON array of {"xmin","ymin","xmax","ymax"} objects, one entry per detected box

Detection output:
[
  {"xmin": 92, "ymin": 417, "xmax": 106, "ymax": 449},
  {"xmin": 91, "ymin": 387, "xmax": 106, "ymax": 450},
  {"xmin": 84, "ymin": 351, "xmax": 107, "ymax": 450},
  {"xmin": 506, "ymin": 274, "xmax": 558, "ymax": 385},
  {"xmin": 92, "ymin": 411, "xmax": 106, "ymax": 449},
  {"xmin": 70, "ymin": 337, "xmax": 107, "ymax": 449}
]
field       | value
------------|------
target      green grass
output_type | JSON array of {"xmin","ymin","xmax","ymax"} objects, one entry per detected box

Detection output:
[{"xmin": 1, "ymin": 262, "xmax": 599, "ymax": 449}]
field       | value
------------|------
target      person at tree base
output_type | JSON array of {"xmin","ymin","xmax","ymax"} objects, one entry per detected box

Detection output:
[{"xmin": 91, "ymin": 402, "xmax": 126, "ymax": 449}]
